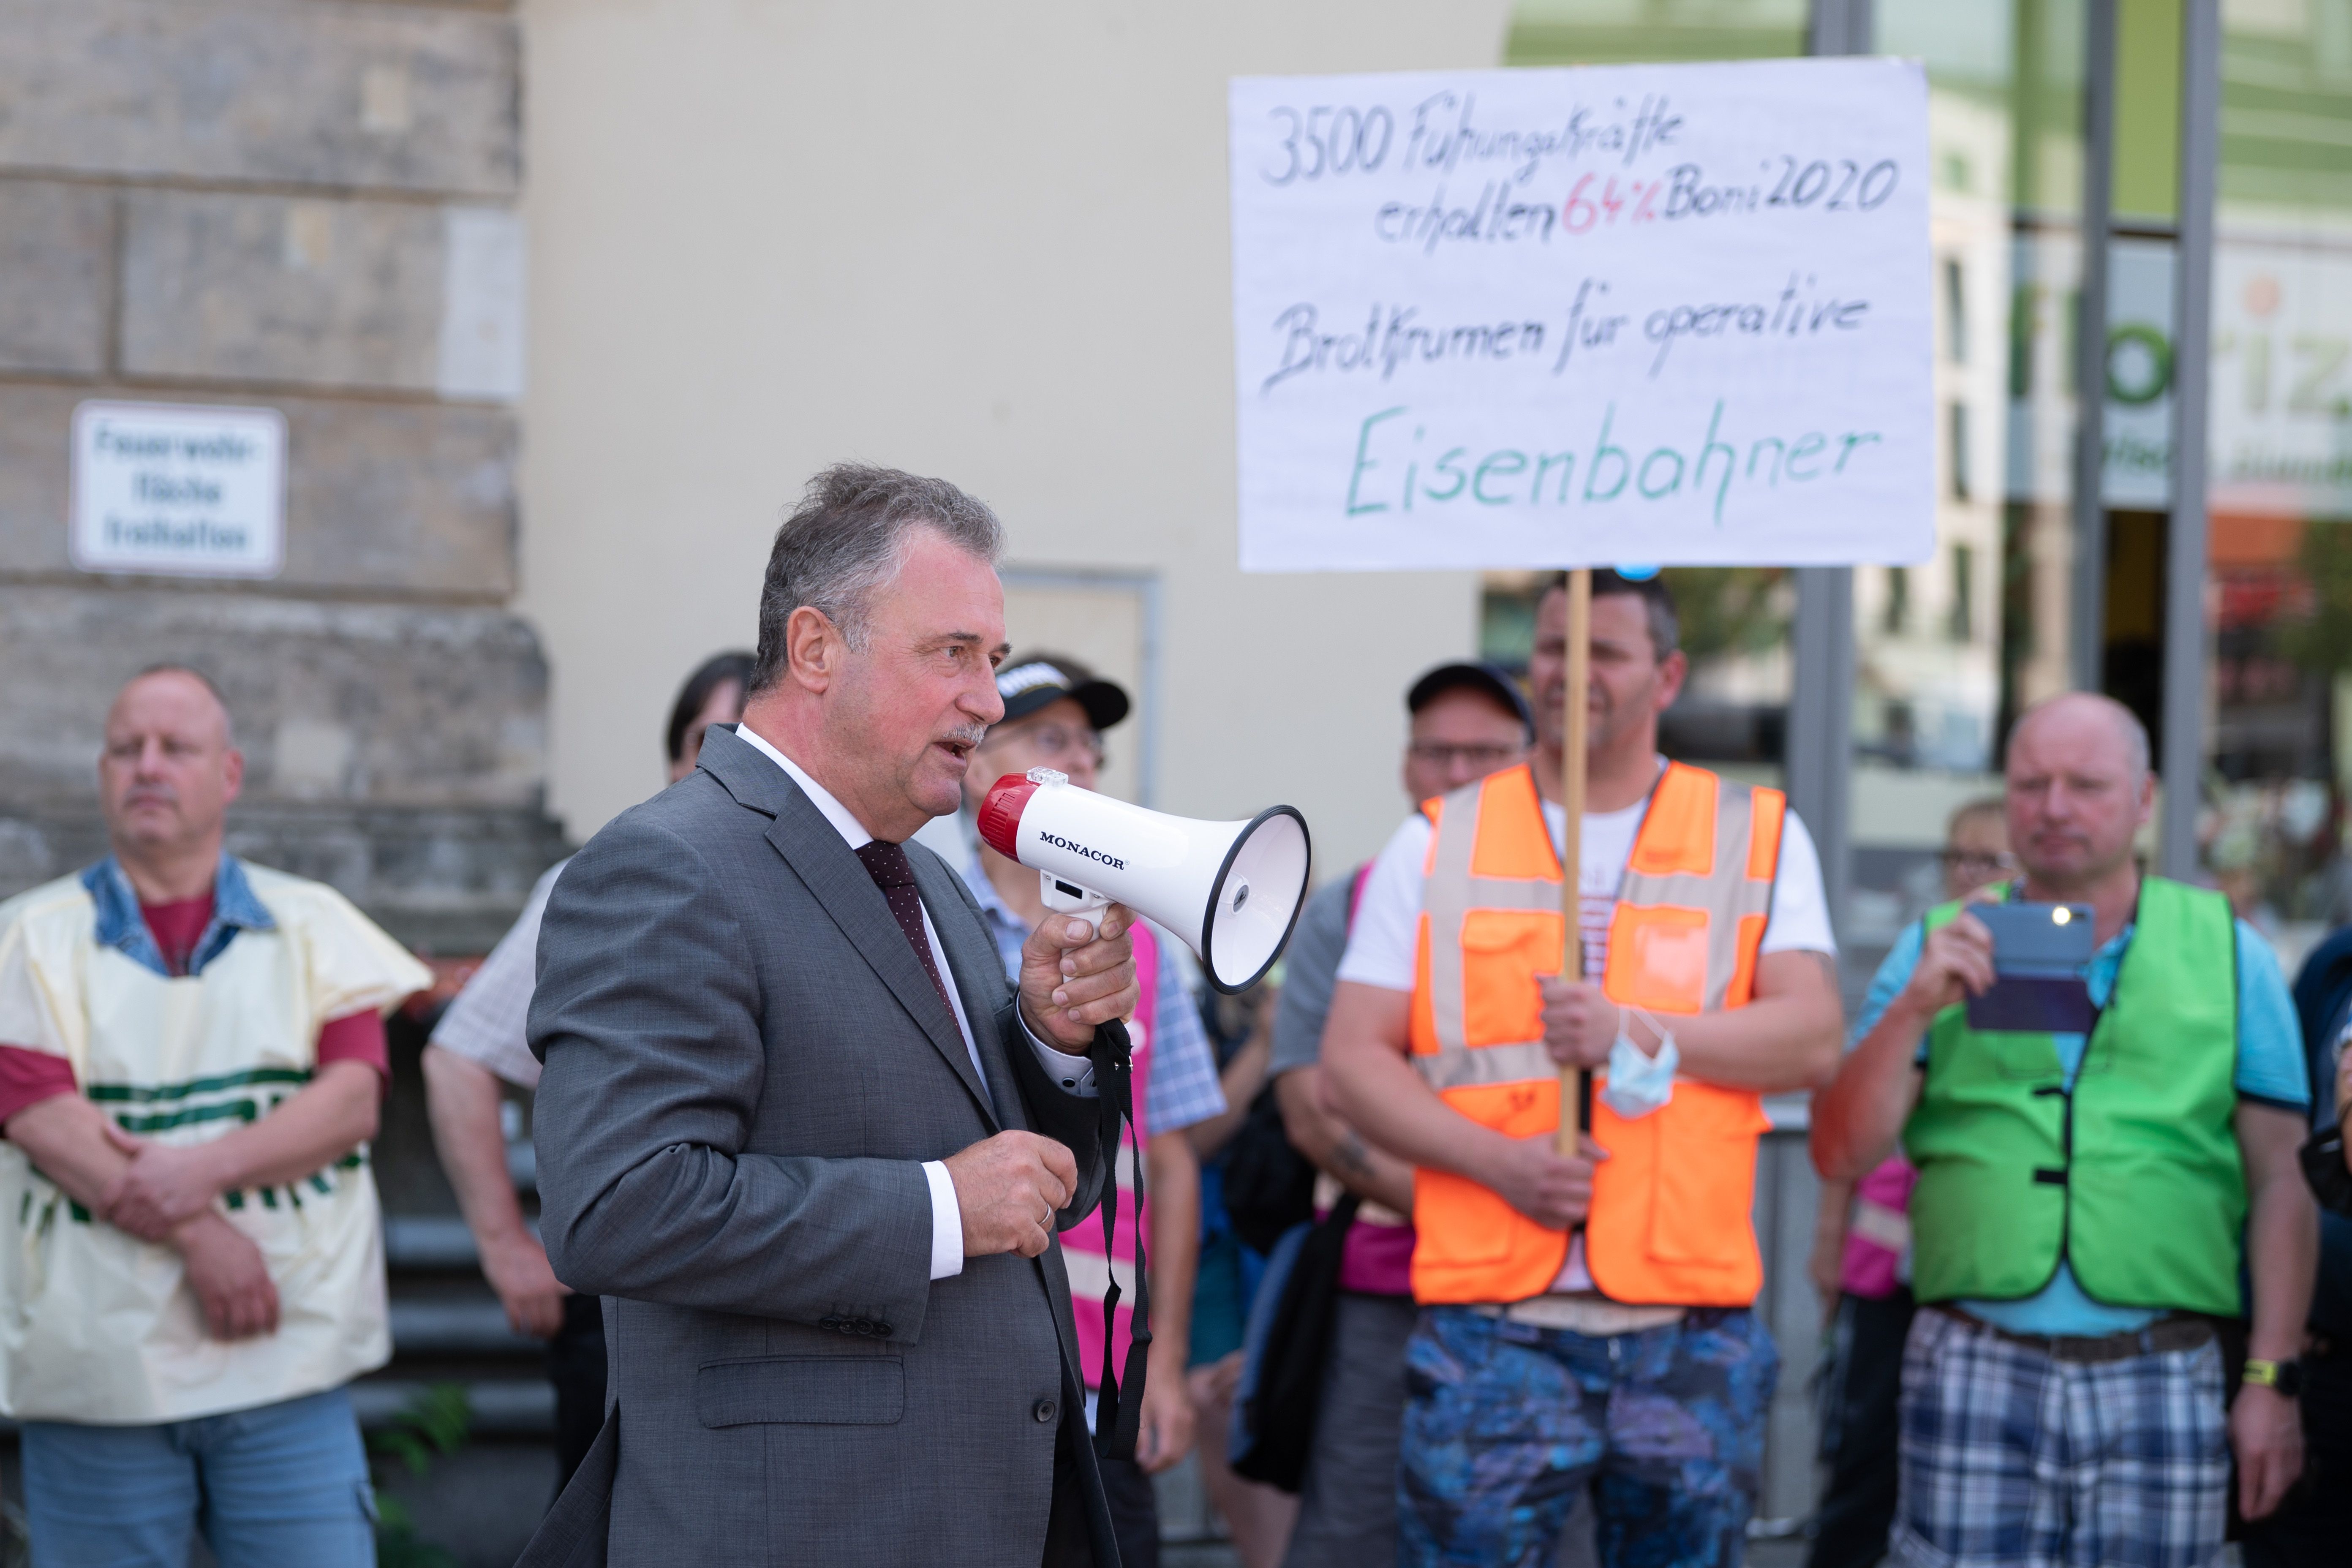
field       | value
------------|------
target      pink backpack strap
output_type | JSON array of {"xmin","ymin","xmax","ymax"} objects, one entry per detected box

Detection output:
[
  {"xmin": 1128, "ymin": 925, "xmax": 1158, "ymax": 1138},
  {"xmin": 1132, "ymin": 923, "xmax": 1160, "ymax": 1026}
]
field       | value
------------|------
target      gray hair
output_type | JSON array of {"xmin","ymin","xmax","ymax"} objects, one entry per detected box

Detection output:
[{"xmin": 749, "ymin": 464, "xmax": 1006, "ymax": 692}]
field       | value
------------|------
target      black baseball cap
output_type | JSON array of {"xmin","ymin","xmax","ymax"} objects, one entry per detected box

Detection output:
[
  {"xmin": 1407, "ymin": 661, "xmax": 1535, "ymax": 738},
  {"xmin": 993, "ymin": 653, "xmax": 1131, "ymax": 730}
]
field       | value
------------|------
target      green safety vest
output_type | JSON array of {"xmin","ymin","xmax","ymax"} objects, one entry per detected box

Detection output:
[{"xmin": 1903, "ymin": 876, "xmax": 2246, "ymax": 1315}]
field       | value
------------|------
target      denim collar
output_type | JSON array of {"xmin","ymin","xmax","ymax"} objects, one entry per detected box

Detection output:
[{"xmin": 82, "ymin": 852, "xmax": 275, "ymax": 979}]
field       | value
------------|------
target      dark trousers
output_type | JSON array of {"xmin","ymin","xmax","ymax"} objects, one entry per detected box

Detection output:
[
  {"xmin": 1043, "ymin": 1391, "xmax": 1141, "ymax": 1568},
  {"xmin": 1284, "ymin": 1291, "xmax": 1419, "ymax": 1568},
  {"xmin": 1808, "ymin": 1288, "xmax": 1914, "ymax": 1568},
  {"xmin": 2241, "ymin": 1343, "xmax": 2352, "ymax": 1568},
  {"xmin": 1097, "ymin": 1453, "xmax": 1159, "ymax": 1568},
  {"xmin": 548, "ymin": 1292, "xmax": 609, "ymax": 1498}
]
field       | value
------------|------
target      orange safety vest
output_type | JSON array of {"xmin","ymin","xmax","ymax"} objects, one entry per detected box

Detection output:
[{"xmin": 1407, "ymin": 761, "xmax": 1782, "ymax": 1308}]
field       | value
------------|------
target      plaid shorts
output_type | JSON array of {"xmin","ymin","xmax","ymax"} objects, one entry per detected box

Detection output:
[{"xmin": 1891, "ymin": 1307, "xmax": 2229, "ymax": 1568}]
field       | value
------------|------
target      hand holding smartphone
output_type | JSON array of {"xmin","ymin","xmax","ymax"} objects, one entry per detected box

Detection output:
[{"xmin": 1963, "ymin": 901, "xmax": 2096, "ymax": 1032}]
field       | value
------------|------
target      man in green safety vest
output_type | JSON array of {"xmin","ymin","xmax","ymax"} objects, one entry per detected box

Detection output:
[{"xmin": 1813, "ymin": 692, "xmax": 2317, "ymax": 1568}]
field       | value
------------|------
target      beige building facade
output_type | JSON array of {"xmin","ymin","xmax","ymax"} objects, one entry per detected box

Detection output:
[
  {"xmin": 517, "ymin": 0, "xmax": 1512, "ymax": 874},
  {"xmin": 0, "ymin": 0, "xmax": 1518, "ymax": 939}
]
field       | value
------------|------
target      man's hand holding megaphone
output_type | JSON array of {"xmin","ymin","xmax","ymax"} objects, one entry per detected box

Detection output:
[{"xmin": 1018, "ymin": 904, "xmax": 1141, "ymax": 1050}]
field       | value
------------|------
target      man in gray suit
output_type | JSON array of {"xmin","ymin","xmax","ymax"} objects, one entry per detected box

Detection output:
[{"xmin": 519, "ymin": 466, "xmax": 1143, "ymax": 1568}]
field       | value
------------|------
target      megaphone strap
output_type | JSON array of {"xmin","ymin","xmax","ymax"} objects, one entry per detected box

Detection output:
[{"xmin": 1088, "ymin": 1016, "xmax": 1152, "ymax": 1464}]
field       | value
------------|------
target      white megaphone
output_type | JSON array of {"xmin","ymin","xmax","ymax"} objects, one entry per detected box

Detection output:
[{"xmin": 977, "ymin": 768, "xmax": 1312, "ymax": 993}]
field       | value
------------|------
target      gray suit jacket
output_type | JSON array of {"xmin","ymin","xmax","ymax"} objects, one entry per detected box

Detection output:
[{"xmin": 517, "ymin": 724, "xmax": 1115, "ymax": 1568}]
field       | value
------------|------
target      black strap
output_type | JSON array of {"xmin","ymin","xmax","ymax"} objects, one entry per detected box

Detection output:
[
  {"xmin": 2303, "ymin": 1125, "xmax": 2352, "ymax": 1216},
  {"xmin": 1088, "ymin": 1018, "xmax": 1151, "ymax": 1463},
  {"xmin": 1230, "ymin": 1192, "xmax": 1361, "ymax": 1491}
]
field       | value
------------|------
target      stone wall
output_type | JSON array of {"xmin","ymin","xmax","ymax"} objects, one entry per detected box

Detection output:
[{"xmin": 0, "ymin": 0, "xmax": 561, "ymax": 953}]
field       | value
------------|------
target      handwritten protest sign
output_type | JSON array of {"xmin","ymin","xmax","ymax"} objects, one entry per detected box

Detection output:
[{"xmin": 1230, "ymin": 58, "xmax": 1934, "ymax": 572}]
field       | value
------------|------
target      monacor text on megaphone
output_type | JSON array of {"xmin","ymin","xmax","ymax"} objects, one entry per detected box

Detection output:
[{"xmin": 977, "ymin": 768, "xmax": 1312, "ymax": 993}]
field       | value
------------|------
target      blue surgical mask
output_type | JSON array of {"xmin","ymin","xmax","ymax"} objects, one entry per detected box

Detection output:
[{"xmin": 1601, "ymin": 1006, "xmax": 1678, "ymax": 1121}]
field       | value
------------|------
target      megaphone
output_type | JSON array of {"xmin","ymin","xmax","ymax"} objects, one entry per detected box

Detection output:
[{"xmin": 978, "ymin": 768, "xmax": 1312, "ymax": 993}]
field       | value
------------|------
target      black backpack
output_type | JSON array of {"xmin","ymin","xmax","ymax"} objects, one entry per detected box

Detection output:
[
  {"xmin": 1218, "ymin": 1083, "xmax": 1317, "ymax": 1254},
  {"xmin": 2292, "ymin": 926, "xmax": 2352, "ymax": 1214},
  {"xmin": 1211, "ymin": 862, "xmax": 1375, "ymax": 1253}
]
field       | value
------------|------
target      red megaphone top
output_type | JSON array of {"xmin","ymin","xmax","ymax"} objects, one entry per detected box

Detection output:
[{"xmin": 976, "ymin": 773, "xmax": 1038, "ymax": 859}]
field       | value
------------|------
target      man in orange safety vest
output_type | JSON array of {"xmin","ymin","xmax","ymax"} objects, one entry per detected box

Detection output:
[{"xmin": 1323, "ymin": 571, "xmax": 1844, "ymax": 1567}]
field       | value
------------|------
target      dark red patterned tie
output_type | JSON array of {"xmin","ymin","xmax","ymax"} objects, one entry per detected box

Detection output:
[{"xmin": 855, "ymin": 840, "xmax": 958, "ymax": 1021}]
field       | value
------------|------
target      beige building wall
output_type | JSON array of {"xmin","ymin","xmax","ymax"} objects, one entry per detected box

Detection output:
[{"xmin": 517, "ymin": 0, "xmax": 1515, "ymax": 879}]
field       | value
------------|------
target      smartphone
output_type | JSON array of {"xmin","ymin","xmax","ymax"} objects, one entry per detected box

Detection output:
[{"xmin": 1964, "ymin": 901, "xmax": 2096, "ymax": 1032}]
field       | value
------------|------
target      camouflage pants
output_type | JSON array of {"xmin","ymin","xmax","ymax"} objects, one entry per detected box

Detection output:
[{"xmin": 1398, "ymin": 1304, "xmax": 1778, "ymax": 1568}]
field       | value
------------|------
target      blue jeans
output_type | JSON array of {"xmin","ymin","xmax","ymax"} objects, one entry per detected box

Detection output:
[
  {"xmin": 22, "ymin": 1386, "xmax": 375, "ymax": 1568},
  {"xmin": 1399, "ymin": 1305, "xmax": 1779, "ymax": 1568}
]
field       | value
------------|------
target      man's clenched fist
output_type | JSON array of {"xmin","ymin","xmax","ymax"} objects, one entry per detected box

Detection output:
[
  {"xmin": 101, "ymin": 1126, "xmax": 223, "ymax": 1243},
  {"xmin": 1480, "ymin": 1131, "xmax": 1609, "ymax": 1231},
  {"xmin": 174, "ymin": 1212, "xmax": 279, "ymax": 1340},
  {"xmin": 944, "ymin": 1130, "xmax": 1079, "ymax": 1259},
  {"xmin": 1539, "ymin": 978, "xmax": 1622, "ymax": 1070},
  {"xmin": 1018, "ymin": 904, "xmax": 1139, "ymax": 1051},
  {"xmin": 1900, "ymin": 909, "xmax": 1997, "ymax": 1018}
]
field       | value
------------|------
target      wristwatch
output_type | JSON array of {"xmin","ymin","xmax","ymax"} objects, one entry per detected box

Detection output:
[{"xmin": 2243, "ymin": 1358, "xmax": 2304, "ymax": 1398}]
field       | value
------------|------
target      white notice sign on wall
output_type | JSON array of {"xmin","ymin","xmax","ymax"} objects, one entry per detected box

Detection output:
[
  {"xmin": 71, "ymin": 401, "xmax": 286, "ymax": 579},
  {"xmin": 1230, "ymin": 58, "xmax": 1935, "ymax": 572}
]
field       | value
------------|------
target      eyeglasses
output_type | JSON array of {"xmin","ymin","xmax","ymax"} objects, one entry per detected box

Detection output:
[
  {"xmin": 985, "ymin": 722, "xmax": 1105, "ymax": 766},
  {"xmin": 1407, "ymin": 742, "xmax": 1527, "ymax": 770},
  {"xmin": 1939, "ymin": 850, "xmax": 2017, "ymax": 875}
]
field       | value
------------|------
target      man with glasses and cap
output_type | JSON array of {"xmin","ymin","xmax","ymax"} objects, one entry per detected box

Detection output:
[{"xmin": 958, "ymin": 653, "xmax": 1229, "ymax": 1568}]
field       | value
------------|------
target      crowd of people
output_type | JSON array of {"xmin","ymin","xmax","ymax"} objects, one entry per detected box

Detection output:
[{"xmin": 0, "ymin": 466, "xmax": 2344, "ymax": 1568}]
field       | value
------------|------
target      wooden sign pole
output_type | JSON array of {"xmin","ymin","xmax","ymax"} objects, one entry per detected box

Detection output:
[{"xmin": 1557, "ymin": 568, "xmax": 1592, "ymax": 1154}]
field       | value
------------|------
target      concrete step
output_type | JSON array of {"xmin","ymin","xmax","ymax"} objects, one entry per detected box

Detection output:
[
  {"xmin": 350, "ymin": 1377, "xmax": 553, "ymax": 1435},
  {"xmin": 385, "ymin": 1214, "xmax": 484, "ymax": 1270},
  {"xmin": 387, "ymin": 1299, "xmax": 542, "ymax": 1356}
]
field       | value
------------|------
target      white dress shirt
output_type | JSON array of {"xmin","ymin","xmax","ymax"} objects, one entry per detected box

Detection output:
[{"xmin": 734, "ymin": 724, "xmax": 1096, "ymax": 1282}]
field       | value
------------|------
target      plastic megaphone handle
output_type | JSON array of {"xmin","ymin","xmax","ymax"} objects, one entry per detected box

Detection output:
[
  {"xmin": 983, "ymin": 769, "xmax": 1112, "ymax": 934},
  {"xmin": 1038, "ymin": 871, "xmax": 1109, "ymax": 924}
]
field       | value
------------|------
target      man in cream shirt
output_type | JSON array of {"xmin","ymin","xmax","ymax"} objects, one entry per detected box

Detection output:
[{"xmin": 0, "ymin": 667, "xmax": 426, "ymax": 1566}]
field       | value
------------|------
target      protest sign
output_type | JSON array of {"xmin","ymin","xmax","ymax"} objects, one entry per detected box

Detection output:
[
  {"xmin": 1229, "ymin": 57, "xmax": 1935, "ymax": 572},
  {"xmin": 1230, "ymin": 58, "xmax": 1938, "ymax": 1133}
]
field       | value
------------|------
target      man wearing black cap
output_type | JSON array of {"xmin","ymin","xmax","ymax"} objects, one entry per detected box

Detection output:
[
  {"xmin": 956, "ymin": 653, "xmax": 1144, "ymax": 976},
  {"xmin": 1264, "ymin": 662, "xmax": 1533, "ymax": 1568},
  {"xmin": 957, "ymin": 653, "xmax": 1230, "ymax": 1568}
]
